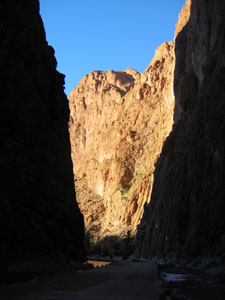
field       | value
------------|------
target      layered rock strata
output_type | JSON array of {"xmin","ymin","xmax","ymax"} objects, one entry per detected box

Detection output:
[
  {"xmin": 0, "ymin": 0, "xmax": 84, "ymax": 263},
  {"xmin": 137, "ymin": 0, "xmax": 225, "ymax": 258},
  {"xmin": 69, "ymin": 42, "xmax": 175, "ymax": 241}
]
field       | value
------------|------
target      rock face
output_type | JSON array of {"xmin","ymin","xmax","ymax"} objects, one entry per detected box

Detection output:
[
  {"xmin": 69, "ymin": 42, "xmax": 175, "ymax": 241},
  {"xmin": 137, "ymin": 0, "xmax": 225, "ymax": 259},
  {"xmin": 0, "ymin": 0, "xmax": 84, "ymax": 263}
]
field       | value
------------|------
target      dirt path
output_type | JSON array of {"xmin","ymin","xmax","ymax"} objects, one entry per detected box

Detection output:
[{"xmin": 0, "ymin": 261, "xmax": 161, "ymax": 300}]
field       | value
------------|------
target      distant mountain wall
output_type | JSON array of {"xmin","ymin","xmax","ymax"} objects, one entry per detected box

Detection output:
[
  {"xmin": 69, "ymin": 41, "xmax": 175, "ymax": 241},
  {"xmin": 0, "ymin": 0, "xmax": 84, "ymax": 263},
  {"xmin": 137, "ymin": 0, "xmax": 225, "ymax": 259}
]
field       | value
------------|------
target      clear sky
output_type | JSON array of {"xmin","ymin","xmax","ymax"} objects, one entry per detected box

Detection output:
[{"xmin": 39, "ymin": 0, "xmax": 185, "ymax": 97}]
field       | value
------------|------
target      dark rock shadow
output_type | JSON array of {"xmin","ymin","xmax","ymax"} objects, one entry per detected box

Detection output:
[
  {"xmin": 0, "ymin": 0, "xmax": 85, "ymax": 265},
  {"xmin": 136, "ymin": 0, "xmax": 225, "ymax": 260}
]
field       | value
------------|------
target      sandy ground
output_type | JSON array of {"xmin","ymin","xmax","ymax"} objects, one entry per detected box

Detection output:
[{"xmin": 0, "ymin": 261, "xmax": 161, "ymax": 300}]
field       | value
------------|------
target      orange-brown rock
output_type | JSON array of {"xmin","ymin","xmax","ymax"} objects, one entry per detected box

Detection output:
[
  {"xmin": 174, "ymin": 0, "xmax": 191, "ymax": 39},
  {"xmin": 69, "ymin": 41, "xmax": 175, "ymax": 240},
  {"xmin": 75, "ymin": 178, "xmax": 105, "ymax": 242}
]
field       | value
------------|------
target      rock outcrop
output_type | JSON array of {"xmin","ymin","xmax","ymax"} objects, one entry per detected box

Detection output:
[
  {"xmin": 137, "ymin": 0, "xmax": 225, "ymax": 259},
  {"xmin": 0, "ymin": 0, "xmax": 84, "ymax": 263},
  {"xmin": 69, "ymin": 42, "xmax": 175, "ymax": 241}
]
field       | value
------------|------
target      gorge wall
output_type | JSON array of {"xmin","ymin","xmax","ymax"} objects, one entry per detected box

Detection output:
[
  {"xmin": 0, "ymin": 0, "xmax": 84, "ymax": 263},
  {"xmin": 69, "ymin": 41, "xmax": 175, "ymax": 241},
  {"xmin": 137, "ymin": 0, "xmax": 225, "ymax": 259}
]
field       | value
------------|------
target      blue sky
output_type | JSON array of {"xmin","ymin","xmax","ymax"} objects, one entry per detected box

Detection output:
[{"xmin": 39, "ymin": 0, "xmax": 185, "ymax": 97}]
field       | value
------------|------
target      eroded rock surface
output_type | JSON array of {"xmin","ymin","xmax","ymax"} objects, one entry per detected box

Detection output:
[
  {"xmin": 69, "ymin": 42, "xmax": 175, "ymax": 241},
  {"xmin": 137, "ymin": 0, "xmax": 225, "ymax": 259},
  {"xmin": 0, "ymin": 0, "xmax": 84, "ymax": 263}
]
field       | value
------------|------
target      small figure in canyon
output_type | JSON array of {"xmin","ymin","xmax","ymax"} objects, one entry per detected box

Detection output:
[{"xmin": 122, "ymin": 230, "xmax": 131, "ymax": 259}]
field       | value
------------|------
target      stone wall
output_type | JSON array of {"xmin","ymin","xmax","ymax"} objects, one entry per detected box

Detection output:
[
  {"xmin": 137, "ymin": 0, "xmax": 225, "ymax": 259},
  {"xmin": 0, "ymin": 0, "xmax": 84, "ymax": 263},
  {"xmin": 69, "ymin": 42, "xmax": 175, "ymax": 241}
]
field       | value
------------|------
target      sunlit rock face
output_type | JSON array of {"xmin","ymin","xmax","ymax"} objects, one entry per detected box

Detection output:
[
  {"xmin": 0, "ymin": 0, "xmax": 84, "ymax": 263},
  {"xmin": 137, "ymin": 0, "xmax": 225, "ymax": 259},
  {"xmin": 69, "ymin": 42, "xmax": 175, "ymax": 241}
]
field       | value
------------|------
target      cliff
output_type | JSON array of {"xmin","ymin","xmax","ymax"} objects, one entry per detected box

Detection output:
[
  {"xmin": 0, "ymin": 0, "xmax": 84, "ymax": 263},
  {"xmin": 137, "ymin": 0, "xmax": 225, "ymax": 259},
  {"xmin": 69, "ymin": 42, "xmax": 175, "ymax": 241}
]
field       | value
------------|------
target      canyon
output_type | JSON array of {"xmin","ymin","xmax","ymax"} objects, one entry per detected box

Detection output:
[
  {"xmin": 0, "ymin": 0, "xmax": 224, "ymax": 298},
  {"xmin": 69, "ymin": 0, "xmax": 225, "ymax": 264},
  {"xmin": 69, "ymin": 0, "xmax": 225, "ymax": 263},
  {"xmin": 0, "ymin": 0, "xmax": 224, "ymax": 277}
]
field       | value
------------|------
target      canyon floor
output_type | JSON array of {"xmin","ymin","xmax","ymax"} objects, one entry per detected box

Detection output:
[
  {"xmin": 0, "ymin": 261, "xmax": 160, "ymax": 300},
  {"xmin": 1, "ymin": 259, "xmax": 225, "ymax": 299}
]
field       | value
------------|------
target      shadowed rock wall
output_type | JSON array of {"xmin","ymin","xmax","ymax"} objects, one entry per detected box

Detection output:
[
  {"xmin": 137, "ymin": 0, "xmax": 225, "ymax": 259},
  {"xmin": 0, "ymin": 0, "xmax": 84, "ymax": 263}
]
